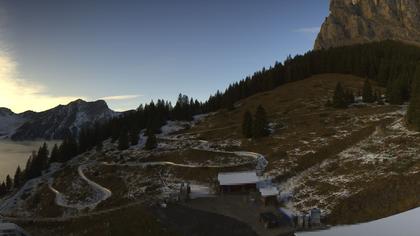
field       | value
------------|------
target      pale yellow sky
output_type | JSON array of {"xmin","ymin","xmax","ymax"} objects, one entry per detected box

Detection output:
[{"xmin": 0, "ymin": 50, "xmax": 82, "ymax": 113}]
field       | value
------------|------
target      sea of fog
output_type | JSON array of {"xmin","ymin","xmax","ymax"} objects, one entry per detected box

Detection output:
[{"xmin": 0, "ymin": 140, "xmax": 60, "ymax": 181}]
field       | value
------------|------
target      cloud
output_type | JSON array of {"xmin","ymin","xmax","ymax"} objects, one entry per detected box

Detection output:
[
  {"xmin": 99, "ymin": 94, "xmax": 142, "ymax": 101},
  {"xmin": 294, "ymin": 27, "xmax": 321, "ymax": 34},
  {"xmin": 0, "ymin": 8, "xmax": 81, "ymax": 113},
  {"xmin": 0, "ymin": 49, "xmax": 82, "ymax": 113}
]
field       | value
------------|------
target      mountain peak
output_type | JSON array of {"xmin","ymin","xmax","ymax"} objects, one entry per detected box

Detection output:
[
  {"xmin": 7, "ymin": 99, "xmax": 117, "ymax": 140},
  {"xmin": 71, "ymin": 98, "xmax": 87, "ymax": 104},
  {"xmin": 315, "ymin": 0, "xmax": 420, "ymax": 50}
]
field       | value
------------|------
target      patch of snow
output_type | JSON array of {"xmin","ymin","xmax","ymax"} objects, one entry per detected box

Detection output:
[{"xmin": 298, "ymin": 206, "xmax": 420, "ymax": 236}]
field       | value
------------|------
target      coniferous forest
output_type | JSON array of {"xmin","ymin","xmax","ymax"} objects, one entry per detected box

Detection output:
[{"xmin": 3, "ymin": 40, "xmax": 420, "ymax": 196}]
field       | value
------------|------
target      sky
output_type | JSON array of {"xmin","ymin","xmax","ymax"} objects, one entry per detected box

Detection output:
[{"xmin": 0, "ymin": 0, "xmax": 329, "ymax": 113}]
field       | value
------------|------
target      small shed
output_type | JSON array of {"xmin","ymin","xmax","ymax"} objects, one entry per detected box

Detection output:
[
  {"xmin": 259, "ymin": 186, "xmax": 279, "ymax": 205},
  {"xmin": 218, "ymin": 171, "xmax": 260, "ymax": 193}
]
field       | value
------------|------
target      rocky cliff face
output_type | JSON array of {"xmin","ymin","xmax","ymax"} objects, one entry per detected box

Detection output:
[{"xmin": 315, "ymin": 0, "xmax": 420, "ymax": 50}]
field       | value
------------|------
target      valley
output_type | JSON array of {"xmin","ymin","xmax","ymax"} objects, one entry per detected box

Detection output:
[
  {"xmin": 0, "ymin": 140, "xmax": 60, "ymax": 181},
  {"xmin": 3, "ymin": 1, "xmax": 420, "ymax": 235},
  {"xmin": 1, "ymin": 74, "xmax": 419, "ymax": 235}
]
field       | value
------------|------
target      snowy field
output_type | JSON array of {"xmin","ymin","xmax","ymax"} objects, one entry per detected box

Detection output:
[{"xmin": 297, "ymin": 206, "xmax": 420, "ymax": 236}]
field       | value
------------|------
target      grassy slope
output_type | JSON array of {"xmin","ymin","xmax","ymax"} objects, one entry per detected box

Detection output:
[
  {"xmin": 180, "ymin": 73, "xmax": 420, "ymax": 224},
  {"xmin": 14, "ymin": 73, "xmax": 420, "ymax": 230},
  {"xmin": 184, "ymin": 74, "xmax": 396, "ymax": 176}
]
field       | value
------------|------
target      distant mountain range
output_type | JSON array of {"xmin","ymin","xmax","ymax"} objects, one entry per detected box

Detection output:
[{"xmin": 0, "ymin": 99, "xmax": 118, "ymax": 140}]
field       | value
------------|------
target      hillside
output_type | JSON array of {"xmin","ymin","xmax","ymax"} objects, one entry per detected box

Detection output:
[
  {"xmin": 1, "ymin": 74, "xmax": 418, "ymax": 235},
  {"xmin": 180, "ymin": 73, "xmax": 420, "ymax": 223}
]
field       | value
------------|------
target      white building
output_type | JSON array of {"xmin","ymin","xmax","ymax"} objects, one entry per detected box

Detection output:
[{"xmin": 218, "ymin": 171, "xmax": 260, "ymax": 192}]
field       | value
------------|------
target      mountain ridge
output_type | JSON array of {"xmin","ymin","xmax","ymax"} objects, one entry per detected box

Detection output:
[{"xmin": 0, "ymin": 99, "xmax": 118, "ymax": 140}]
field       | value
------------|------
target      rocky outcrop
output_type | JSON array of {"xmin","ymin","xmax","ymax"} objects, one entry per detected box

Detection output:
[{"xmin": 315, "ymin": 0, "xmax": 420, "ymax": 50}]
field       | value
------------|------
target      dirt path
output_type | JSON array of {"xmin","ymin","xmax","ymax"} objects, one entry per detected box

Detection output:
[
  {"xmin": 47, "ymin": 163, "xmax": 112, "ymax": 210},
  {"xmin": 1, "ymin": 134, "xmax": 268, "ymax": 222}
]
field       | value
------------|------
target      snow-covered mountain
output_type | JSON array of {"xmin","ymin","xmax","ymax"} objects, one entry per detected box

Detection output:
[
  {"xmin": 0, "ymin": 108, "xmax": 28, "ymax": 138},
  {"xmin": 0, "ymin": 99, "xmax": 118, "ymax": 140}
]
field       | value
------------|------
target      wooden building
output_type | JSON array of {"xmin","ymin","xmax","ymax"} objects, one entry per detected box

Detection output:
[{"xmin": 218, "ymin": 171, "xmax": 260, "ymax": 193}]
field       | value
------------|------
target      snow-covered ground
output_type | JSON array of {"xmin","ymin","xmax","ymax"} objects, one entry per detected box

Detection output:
[{"xmin": 297, "ymin": 206, "xmax": 420, "ymax": 236}]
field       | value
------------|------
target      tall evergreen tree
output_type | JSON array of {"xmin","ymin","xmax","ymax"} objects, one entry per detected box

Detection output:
[
  {"xmin": 0, "ymin": 182, "xmax": 6, "ymax": 196},
  {"xmin": 407, "ymin": 67, "xmax": 420, "ymax": 130},
  {"xmin": 144, "ymin": 129, "xmax": 157, "ymax": 150},
  {"xmin": 5, "ymin": 175, "xmax": 12, "ymax": 192},
  {"xmin": 49, "ymin": 144, "xmax": 60, "ymax": 164},
  {"xmin": 362, "ymin": 79, "xmax": 374, "ymax": 103},
  {"xmin": 118, "ymin": 130, "xmax": 130, "ymax": 150},
  {"xmin": 332, "ymin": 82, "xmax": 347, "ymax": 108},
  {"xmin": 13, "ymin": 166, "xmax": 22, "ymax": 189},
  {"xmin": 32, "ymin": 143, "xmax": 49, "ymax": 177},
  {"xmin": 39, "ymin": 143, "xmax": 49, "ymax": 169},
  {"xmin": 344, "ymin": 89, "xmax": 355, "ymax": 105},
  {"xmin": 24, "ymin": 154, "xmax": 34, "ymax": 180},
  {"xmin": 387, "ymin": 79, "xmax": 405, "ymax": 105},
  {"xmin": 59, "ymin": 135, "xmax": 78, "ymax": 162},
  {"xmin": 242, "ymin": 110, "xmax": 253, "ymax": 138},
  {"xmin": 253, "ymin": 105, "xmax": 270, "ymax": 138},
  {"xmin": 129, "ymin": 128, "xmax": 140, "ymax": 146}
]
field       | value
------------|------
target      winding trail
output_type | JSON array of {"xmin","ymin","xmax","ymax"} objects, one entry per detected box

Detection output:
[
  {"xmin": 48, "ymin": 164, "xmax": 112, "ymax": 210},
  {"xmin": 0, "ymin": 130, "xmax": 267, "ymax": 221}
]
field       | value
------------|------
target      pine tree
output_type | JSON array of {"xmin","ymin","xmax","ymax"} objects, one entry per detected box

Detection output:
[
  {"xmin": 5, "ymin": 175, "xmax": 12, "ymax": 192},
  {"xmin": 344, "ymin": 89, "xmax": 355, "ymax": 105},
  {"xmin": 13, "ymin": 166, "xmax": 22, "ymax": 189},
  {"xmin": 242, "ymin": 110, "xmax": 253, "ymax": 138},
  {"xmin": 407, "ymin": 67, "xmax": 420, "ymax": 130},
  {"xmin": 129, "ymin": 128, "xmax": 140, "ymax": 146},
  {"xmin": 332, "ymin": 82, "xmax": 347, "ymax": 108},
  {"xmin": 362, "ymin": 79, "xmax": 374, "ymax": 103},
  {"xmin": 253, "ymin": 105, "xmax": 270, "ymax": 138},
  {"xmin": 24, "ymin": 154, "xmax": 34, "ymax": 180},
  {"xmin": 96, "ymin": 141, "xmax": 103, "ymax": 152},
  {"xmin": 0, "ymin": 182, "xmax": 6, "ymax": 196},
  {"xmin": 49, "ymin": 144, "xmax": 60, "ymax": 164},
  {"xmin": 118, "ymin": 130, "xmax": 129, "ymax": 150},
  {"xmin": 144, "ymin": 129, "xmax": 157, "ymax": 150},
  {"xmin": 59, "ymin": 135, "xmax": 78, "ymax": 162},
  {"xmin": 387, "ymin": 79, "xmax": 404, "ymax": 105},
  {"xmin": 32, "ymin": 143, "xmax": 49, "ymax": 177}
]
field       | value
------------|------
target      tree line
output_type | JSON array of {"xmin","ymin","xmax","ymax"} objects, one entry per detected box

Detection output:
[
  {"xmin": 242, "ymin": 105, "xmax": 270, "ymax": 139},
  {"xmin": 0, "ymin": 94, "xmax": 200, "ymax": 197},
  {"xmin": 5, "ymin": 40, "xmax": 420, "ymax": 196},
  {"xmin": 203, "ymin": 41, "xmax": 420, "ymax": 129},
  {"xmin": 328, "ymin": 79, "xmax": 383, "ymax": 108}
]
